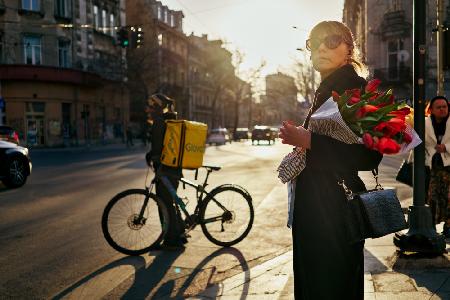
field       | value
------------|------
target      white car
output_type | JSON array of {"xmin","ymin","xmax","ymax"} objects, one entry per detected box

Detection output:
[{"xmin": 207, "ymin": 128, "xmax": 232, "ymax": 145}]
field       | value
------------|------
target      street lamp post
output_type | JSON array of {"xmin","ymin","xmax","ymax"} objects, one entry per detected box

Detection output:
[{"xmin": 393, "ymin": 0, "xmax": 446, "ymax": 254}]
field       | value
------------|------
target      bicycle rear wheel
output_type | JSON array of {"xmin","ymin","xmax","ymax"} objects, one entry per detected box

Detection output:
[
  {"xmin": 200, "ymin": 184, "xmax": 254, "ymax": 247},
  {"xmin": 101, "ymin": 189, "xmax": 169, "ymax": 255}
]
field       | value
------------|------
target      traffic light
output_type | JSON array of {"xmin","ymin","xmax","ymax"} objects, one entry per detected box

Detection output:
[
  {"xmin": 444, "ymin": 28, "xmax": 450, "ymax": 70},
  {"xmin": 117, "ymin": 27, "xmax": 130, "ymax": 48},
  {"xmin": 129, "ymin": 27, "xmax": 144, "ymax": 48}
]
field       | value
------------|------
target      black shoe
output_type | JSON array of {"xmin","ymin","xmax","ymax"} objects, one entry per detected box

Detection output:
[
  {"xmin": 180, "ymin": 233, "xmax": 191, "ymax": 244},
  {"xmin": 443, "ymin": 225, "xmax": 450, "ymax": 238}
]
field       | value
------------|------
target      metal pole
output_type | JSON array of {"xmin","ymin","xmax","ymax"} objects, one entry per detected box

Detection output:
[
  {"xmin": 394, "ymin": 0, "xmax": 446, "ymax": 254},
  {"xmin": 436, "ymin": 0, "xmax": 444, "ymax": 95}
]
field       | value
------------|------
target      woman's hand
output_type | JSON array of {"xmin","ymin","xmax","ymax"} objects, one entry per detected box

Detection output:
[{"xmin": 279, "ymin": 121, "xmax": 311, "ymax": 149}]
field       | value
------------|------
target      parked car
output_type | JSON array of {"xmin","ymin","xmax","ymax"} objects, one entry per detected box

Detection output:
[
  {"xmin": 0, "ymin": 140, "xmax": 32, "ymax": 188},
  {"xmin": 207, "ymin": 128, "xmax": 232, "ymax": 145},
  {"xmin": 233, "ymin": 128, "xmax": 250, "ymax": 141},
  {"xmin": 270, "ymin": 127, "xmax": 279, "ymax": 143},
  {"xmin": 252, "ymin": 125, "xmax": 275, "ymax": 145},
  {"xmin": 0, "ymin": 125, "xmax": 20, "ymax": 144}
]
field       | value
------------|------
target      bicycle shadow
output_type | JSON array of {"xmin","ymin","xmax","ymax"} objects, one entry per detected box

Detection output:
[
  {"xmin": 52, "ymin": 255, "xmax": 149, "ymax": 299},
  {"xmin": 121, "ymin": 247, "xmax": 250, "ymax": 299},
  {"xmin": 52, "ymin": 247, "xmax": 250, "ymax": 300}
]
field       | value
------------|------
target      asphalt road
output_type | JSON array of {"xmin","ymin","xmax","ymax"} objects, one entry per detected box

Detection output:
[{"xmin": 0, "ymin": 141, "xmax": 407, "ymax": 299}]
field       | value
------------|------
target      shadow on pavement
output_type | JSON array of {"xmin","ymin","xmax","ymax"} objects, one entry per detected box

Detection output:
[
  {"xmin": 151, "ymin": 247, "xmax": 250, "ymax": 299},
  {"xmin": 363, "ymin": 248, "xmax": 389, "ymax": 274},
  {"xmin": 391, "ymin": 250, "xmax": 450, "ymax": 299},
  {"xmin": 121, "ymin": 249, "xmax": 185, "ymax": 299},
  {"xmin": 52, "ymin": 255, "xmax": 148, "ymax": 299},
  {"xmin": 51, "ymin": 247, "xmax": 250, "ymax": 300}
]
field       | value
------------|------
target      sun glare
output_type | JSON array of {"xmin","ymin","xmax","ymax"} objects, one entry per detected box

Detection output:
[{"xmin": 162, "ymin": 0, "xmax": 344, "ymax": 75}]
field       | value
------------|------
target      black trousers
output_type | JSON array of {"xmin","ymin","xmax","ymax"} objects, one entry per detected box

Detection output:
[{"xmin": 155, "ymin": 165, "xmax": 185, "ymax": 243}]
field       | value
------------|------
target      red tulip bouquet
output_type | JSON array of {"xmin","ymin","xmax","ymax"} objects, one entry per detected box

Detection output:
[{"xmin": 277, "ymin": 79, "xmax": 421, "ymax": 184}]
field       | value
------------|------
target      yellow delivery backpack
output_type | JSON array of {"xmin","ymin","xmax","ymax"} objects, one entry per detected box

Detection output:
[{"xmin": 161, "ymin": 120, "xmax": 208, "ymax": 169}]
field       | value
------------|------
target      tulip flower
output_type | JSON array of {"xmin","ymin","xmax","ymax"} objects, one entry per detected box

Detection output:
[
  {"xmin": 356, "ymin": 105, "xmax": 378, "ymax": 119},
  {"xmin": 362, "ymin": 132, "xmax": 374, "ymax": 149},
  {"xmin": 377, "ymin": 137, "xmax": 401, "ymax": 154},
  {"xmin": 365, "ymin": 79, "xmax": 381, "ymax": 93}
]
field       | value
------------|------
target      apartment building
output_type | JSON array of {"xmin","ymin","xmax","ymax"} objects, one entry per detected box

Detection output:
[
  {"xmin": 263, "ymin": 72, "xmax": 298, "ymax": 126},
  {"xmin": 343, "ymin": 0, "xmax": 450, "ymax": 100},
  {"xmin": 0, "ymin": 0, "xmax": 129, "ymax": 147},
  {"xmin": 126, "ymin": 0, "xmax": 188, "ymax": 122}
]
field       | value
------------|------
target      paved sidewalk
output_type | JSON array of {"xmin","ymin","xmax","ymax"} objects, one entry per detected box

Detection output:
[
  {"xmin": 191, "ymin": 232, "xmax": 449, "ymax": 300},
  {"xmin": 189, "ymin": 157, "xmax": 450, "ymax": 300}
]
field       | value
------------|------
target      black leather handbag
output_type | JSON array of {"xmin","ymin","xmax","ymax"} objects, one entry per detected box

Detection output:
[
  {"xmin": 340, "ymin": 169, "xmax": 408, "ymax": 243},
  {"xmin": 396, "ymin": 152, "xmax": 413, "ymax": 186}
]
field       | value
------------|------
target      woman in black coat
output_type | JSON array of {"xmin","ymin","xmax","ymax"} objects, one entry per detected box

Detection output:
[{"xmin": 280, "ymin": 21, "xmax": 383, "ymax": 299}]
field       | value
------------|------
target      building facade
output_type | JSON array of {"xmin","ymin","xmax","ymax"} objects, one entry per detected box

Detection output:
[
  {"xmin": 263, "ymin": 72, "xmax": 298, "ymax": 126},
  {"xmin": 0, "ymin": 0, "xmax": 129, "ymax": 147},
  {"xmin": 343, "ymin": 0, "xmax": 450, "ymax": 101},
  {"xmin": 126, "ymin": 0, "xmax": 188, "ymax": 125}
]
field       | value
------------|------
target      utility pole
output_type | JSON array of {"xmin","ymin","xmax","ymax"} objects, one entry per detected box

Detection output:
[
  {"xmin": 394, "ymin": 0, "xmax": 446, "ymax": 254},
  {"xmin": 436, "ymin": 0, "xmax": 445, "ymax": 95}
]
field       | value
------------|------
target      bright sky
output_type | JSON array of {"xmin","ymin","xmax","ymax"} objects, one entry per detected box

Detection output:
[{"xmin": 160, "ymin": 0, "xmax": 345, "ymax": 77}]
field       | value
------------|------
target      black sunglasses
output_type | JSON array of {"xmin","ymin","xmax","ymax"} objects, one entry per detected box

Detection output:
[{"xmin": 306, "ymin": 34, "xmax": 344, "ymax": 51}]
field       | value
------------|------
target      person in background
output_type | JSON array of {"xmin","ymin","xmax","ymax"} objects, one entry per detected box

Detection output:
[
  {"xmin": 126, "ymin": 126, "xmax": 134, "ymax": 147},
  {"xmin": 425, "ymin": 95, "xmax": 450, "ymax": 238},
  {"xmin": 145, "ymin": 93, "xmax": 188, "ymax": 248},
  {"xmin": 279, "ymin": 21, "xmax": 382, "ymax": 299}
]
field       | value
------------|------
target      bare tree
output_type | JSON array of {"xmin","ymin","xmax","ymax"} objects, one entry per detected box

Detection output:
[
  {"xmin": 203, "ymin": 47, "xmax": 235, "ymax": 128},
  {"xmin": 291, "ymin": 52, "xmax": 318, "ymax": 106},
  {"xmin": 231, "ymin": 50, "xmax": 266, "ymax": 131}
]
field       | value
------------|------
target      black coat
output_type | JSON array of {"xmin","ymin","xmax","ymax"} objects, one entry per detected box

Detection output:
[{"xmin": 292, "ymin": 64, "xmax": 383, "ymax": 300}]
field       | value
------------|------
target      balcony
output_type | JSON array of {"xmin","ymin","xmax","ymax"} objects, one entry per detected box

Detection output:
[
  {"xmin": 0, "ymin": 64, "xmax": 103, "ymax": 86},
  {"xmin": 373, "ymin": 67, "xmax": 412, "ymax": 86},
  {"xmin": 380, "ymin": 10, "xmax": 411, "ymax": 39}
]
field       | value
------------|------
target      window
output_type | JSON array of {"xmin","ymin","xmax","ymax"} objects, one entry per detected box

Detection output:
[
  {"xmin": 22, "ymin": 0, "xmax": 40, "ymax": 11},
  {"xmin": 93, "ymin": 5, "xmax": 99, "ymax": 30},
  {"xmin": 23, "ymin": 36, "xmax": 41, "ymax": 65},
  {"xmin": 390, "ymin": 0, "xmax": 402, "ymax": 11},
  {"xmin": 55, "ymin": 0, "xmax": 71, "ymax": 18},
  {"xmin": 170, "ymin": 14, "xmax": 175, "ymax": 27},
  {"xmin": 387, "ymin": 39, "xmax": 404, "ymax": 79},
  {"xmin": 158, "ymin": 33, "xmax": 163, "ymax": 46},
  {"xmin": 110, "ymin": 14, "xmax": 115, "ymax": 36},
  {"xmin": 0, "ymin": 34, "xmax": 3, "ymax": 64},
  {"xmin": 102, "ymin": 9, "xmax": 107, "ymax": 33},
  {"xmin": 157, "ymin": 6, "xmax": 162, "ymax": 20},
  {"xmin": 58, "ymin": 39, "xmax": 71, "ymax": 68},
  {"xmin": 164, "ymin": 9, "xmax": 168, "ymax": 23}
]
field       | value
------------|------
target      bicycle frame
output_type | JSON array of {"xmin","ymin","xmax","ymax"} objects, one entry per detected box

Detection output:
[{"xmin": 143, "ymin": 166, "xmax": 216, "ymax": 230}]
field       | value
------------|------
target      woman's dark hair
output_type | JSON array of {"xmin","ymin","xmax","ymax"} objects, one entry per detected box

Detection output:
[
  {"xmin": 429, "ymin": 95, "xmax": 448, "ymax": 108},
  {"xmin": 427, "ymin": 95, "xmax": 449, "ymax": 114}
]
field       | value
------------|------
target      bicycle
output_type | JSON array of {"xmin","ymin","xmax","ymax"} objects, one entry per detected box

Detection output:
[{"xmin": 101, "ymin": 165, "xmax": 254, "ymax": 256}]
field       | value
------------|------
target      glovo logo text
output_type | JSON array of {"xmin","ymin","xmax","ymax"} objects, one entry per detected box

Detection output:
[{"xmin": 185, "ymin": 143, "xmax": 205, "ymax": 153}]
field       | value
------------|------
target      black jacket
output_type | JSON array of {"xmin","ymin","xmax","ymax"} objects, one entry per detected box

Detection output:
[
  {"xmin": 292, "ymin": 64, "xmax": 383, "ymax": 300},
  {"xmin": 304, "ymin": 64, "xmax": 382, "ymax": 181}
]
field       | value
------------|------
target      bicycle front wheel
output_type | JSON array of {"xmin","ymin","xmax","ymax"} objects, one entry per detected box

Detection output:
[
  {"xmin": 200, "ymin": 184, "xmax": 254, "ymax": 247},
  {"xmin": 101, "ymin": 189, "xmax": 169, "ymax": 255}
]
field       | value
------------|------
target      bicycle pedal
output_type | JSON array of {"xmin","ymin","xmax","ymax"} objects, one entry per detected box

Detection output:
[{"xmin": 182, "ymin": 233, "xmax": 191, "ymax": 238}]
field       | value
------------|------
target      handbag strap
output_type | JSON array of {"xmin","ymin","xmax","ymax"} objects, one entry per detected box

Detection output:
[
  {"xmin": 372, "ymin": 168, "xmax": 382, "ymax": 190},
  {"xmin": 338, "ymin": 168, "xmax": 382, "ymax": 199}
]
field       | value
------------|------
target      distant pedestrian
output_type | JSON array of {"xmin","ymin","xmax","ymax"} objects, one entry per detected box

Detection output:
[
  {"xmin": 126, "ymin": 126, "xmax": 134, "ymax": 147},
  {"xmin": 279, "ymin": 21, "xmax": 382, "ymax": 299},
  {"xmin": 425, "ymin": 95, "xmax": 450, "ymax": 238}
]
